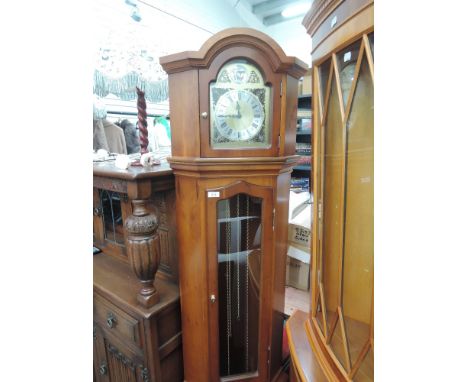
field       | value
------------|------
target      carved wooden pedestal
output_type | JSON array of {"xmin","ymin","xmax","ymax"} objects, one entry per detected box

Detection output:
[{"xmin": 125, "ymin": 199, "xmax": 160, "ymax": 307}]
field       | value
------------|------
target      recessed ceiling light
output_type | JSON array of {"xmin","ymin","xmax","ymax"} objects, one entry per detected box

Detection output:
[{"xmin": 281, "ymin": 2, "xmax": 310, "ymax": 18}]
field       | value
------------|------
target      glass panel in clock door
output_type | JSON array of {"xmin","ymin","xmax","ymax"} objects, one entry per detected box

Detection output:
[
  {"xmin": 217, "ymin": 194, "xmax": 262, "ymax": 378},
  {"xmin": 210, "ymin": 59, "xmax": 271, "ymax": 150}
]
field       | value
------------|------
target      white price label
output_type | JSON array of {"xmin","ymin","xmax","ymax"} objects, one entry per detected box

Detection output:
[{"xmin": 207, "ymin": 191, "xmax": 220, "ymax": 198}]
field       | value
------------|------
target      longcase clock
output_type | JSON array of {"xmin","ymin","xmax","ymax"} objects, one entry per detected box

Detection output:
[{"xmin": 160, "ymin": 28, "xmax": 307, "ymax": 382}]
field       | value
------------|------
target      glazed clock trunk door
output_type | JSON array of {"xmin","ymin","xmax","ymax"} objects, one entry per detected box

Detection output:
[{"xmin": 206, "ymin": 181, "xmax": 274, "ymax": 382}]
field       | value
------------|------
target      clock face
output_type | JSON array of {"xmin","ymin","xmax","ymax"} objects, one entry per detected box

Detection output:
[
  {"xmin": 210, "ymin": 60, "xmax": 271, "ymax": 149},
  {"xmin": 214, "ymin": 89, "xmax": 264, "ymax": 142}
]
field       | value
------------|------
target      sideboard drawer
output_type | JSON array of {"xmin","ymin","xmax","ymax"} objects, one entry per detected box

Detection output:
[{"xmin": 94, "ymin": 294, "xmax": 142, "ymax": 349}]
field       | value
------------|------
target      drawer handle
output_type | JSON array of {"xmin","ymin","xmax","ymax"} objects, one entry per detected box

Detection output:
[
  {"xmin": 99, "ymin": 362, "xmax": 108, "ymax": 375},
  {"xmin": 106, "ymin": 312, "xmax": 117, "ymax": 328}
]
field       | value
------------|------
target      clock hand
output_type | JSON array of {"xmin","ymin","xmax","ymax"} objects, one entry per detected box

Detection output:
[
  {"xmin": 217, "ymin": 114, "xmax": 239, "ymax": 118},
  {"xmin": 236, "ymin": 101, "xmax": 241, "ymax": 118}
]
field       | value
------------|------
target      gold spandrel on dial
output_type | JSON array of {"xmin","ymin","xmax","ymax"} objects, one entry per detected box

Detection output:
[{"xmin": 210, "ymin": 60, "xmax": 271, "ymax": 149}]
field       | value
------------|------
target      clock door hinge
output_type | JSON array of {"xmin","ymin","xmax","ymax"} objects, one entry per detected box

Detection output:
[
  {"xmin": 280, "ymin": 81, "xmax": 283, "ymax": 97},
  {"xmin": 272, "ymin": 208, "xmax": 276, "ymax": 230},
  {"xmin": 318, "ymin": 200, "xmax": 323, "ymax": 221}
]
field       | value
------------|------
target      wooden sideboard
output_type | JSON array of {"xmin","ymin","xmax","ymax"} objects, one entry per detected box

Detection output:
[{"xmin": 93, "ymin": 161, "xmax": 183, "ymax": 382}]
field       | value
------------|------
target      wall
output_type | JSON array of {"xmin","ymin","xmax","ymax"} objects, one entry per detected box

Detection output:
[
  {"xmin": 264, "ymin": 17, "xmax": 311, "ymax": 66},
  {"xmin": 226, "ymin": 0, "xmax": 311, "ymax": 65}
]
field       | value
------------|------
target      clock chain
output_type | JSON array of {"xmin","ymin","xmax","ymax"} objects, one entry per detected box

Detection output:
[
  {"xmin": 226, "ymin": 199, "xmax": 232, "ymax": 375},
  {"xmin": 245, "ymin": 195, "xmax": 250, "ymax": 371},
  {"xmin": 236, "ymin": 194, "xmax": 241, "ymax": 321}
]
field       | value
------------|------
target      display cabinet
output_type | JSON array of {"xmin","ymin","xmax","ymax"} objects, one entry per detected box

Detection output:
[
  {"xmin": 160, "ymin": 28, "xmax": 307, "ymax": 382},
  {"xmin": 286, "ymin": 1, "xmax": 374, "ymax": 381},
  {"xmin": 93, "ymin": 162, "xmax": 183, "ymax": 382}
]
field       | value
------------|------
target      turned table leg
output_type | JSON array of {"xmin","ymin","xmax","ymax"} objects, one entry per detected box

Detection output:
[{"xmin": 125, "ymin": 199, "xmax": 160, "ymax": 307}]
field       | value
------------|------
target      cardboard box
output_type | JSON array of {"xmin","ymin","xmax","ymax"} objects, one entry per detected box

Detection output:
[
  {"xmin": 286, "ymin": 239, "xmax": 310, "ymax": 290},
  {"xmin": 288, "ymin": 204, "xmax": 312, "ymax": 248},
  {"xmin": 286, "ymin": 255, "xmax": 310, "ymax": 291},
  {"xmin": 286, "ymin": 191, "xmax": 311, "ymax": 290},
  {"xmin": 287, "ymin": 243, "xmax": 310, "ymax": 263}
]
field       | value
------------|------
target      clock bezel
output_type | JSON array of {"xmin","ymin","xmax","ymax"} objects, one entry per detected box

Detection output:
[{"xmin": 199, "ymin": 46, "xmax": 282, "ymax": 158}]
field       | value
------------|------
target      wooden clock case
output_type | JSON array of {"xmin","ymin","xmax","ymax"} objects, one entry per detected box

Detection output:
[{"xmin": 161, "ymin": 28, "xmax": 307, "ymax": 382}]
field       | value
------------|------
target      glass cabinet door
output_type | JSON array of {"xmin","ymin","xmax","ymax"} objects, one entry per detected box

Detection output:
[
  {"xmin": 206, "ymin": 182, "xmax": 273, "ymax": 381},
  {"xmin": 93, "ymin": 188, "xmax": 130, "ymax": 261},
  {"xmin": 312, "ymin": 33, "xmax": 374, "ymax": 381}
]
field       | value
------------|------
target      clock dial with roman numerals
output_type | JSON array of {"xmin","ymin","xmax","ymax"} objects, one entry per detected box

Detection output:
[
  {"xmin": 214, "ymin": 90, "xmax": 264, "ymax": 142},
  {"xmin": 209, "ymin": 59, "xmax": 271, "ymax": 149}
]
